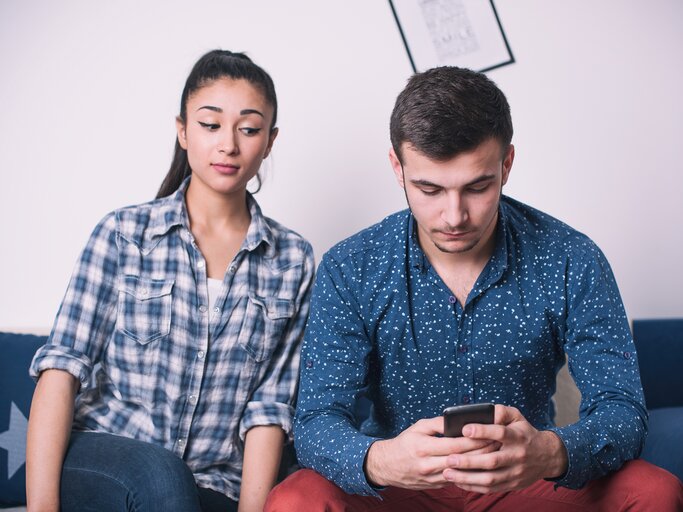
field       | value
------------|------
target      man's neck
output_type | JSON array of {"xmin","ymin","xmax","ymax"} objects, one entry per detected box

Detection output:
[{"xmin": 418, "ymin": 218, "xmax": 498, "ymax": 306}]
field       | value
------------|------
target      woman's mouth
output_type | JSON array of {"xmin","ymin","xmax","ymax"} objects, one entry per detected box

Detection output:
[{"xmin": 211, "ymin": 163, "xmax": 240, "ymax": 175}]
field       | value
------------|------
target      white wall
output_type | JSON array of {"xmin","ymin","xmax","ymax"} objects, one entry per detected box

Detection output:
[{"xmin": 1, "ymin": 0, "xmax": 681, "ymax": 330}]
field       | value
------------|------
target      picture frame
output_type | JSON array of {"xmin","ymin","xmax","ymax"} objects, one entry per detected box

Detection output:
[{"xmin": 388, "ymin": 0, "xmax": 514, "ymax": 73}]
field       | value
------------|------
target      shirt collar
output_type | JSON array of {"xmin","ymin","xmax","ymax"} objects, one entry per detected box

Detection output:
[
  {"xmin": 406, "ymin": 201, "xmax": 511, "ymax": 281},
  {"xmin": 146, "ymin": 176, "xmax": 275, "ymax": 256}
]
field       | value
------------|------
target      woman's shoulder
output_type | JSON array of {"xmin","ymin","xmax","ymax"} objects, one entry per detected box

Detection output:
[
  {"xmin": 89, "ymin": 195, "xmax": 183, "ymax": 249},
  {"xmin": 258, "ymin": 214, "xmax": 314, "ymax": 272}
]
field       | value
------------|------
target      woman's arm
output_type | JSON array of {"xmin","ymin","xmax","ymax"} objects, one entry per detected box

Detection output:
[
  {"xmin": 26, "ymin": 369, "xmax": 79, "ymax": 512},
  {"xmin": 238, "ymin": 425, "xmax": 285, "ymax": 512}
]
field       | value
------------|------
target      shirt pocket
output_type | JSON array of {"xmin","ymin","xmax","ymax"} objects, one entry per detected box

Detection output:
[
  {"xmin": 238, "ymin": 294, "xmax": 294, "ymax": 362},
  {"xmin": 117, "ymin": 275, "xmax": 174, "ymax": 344}
]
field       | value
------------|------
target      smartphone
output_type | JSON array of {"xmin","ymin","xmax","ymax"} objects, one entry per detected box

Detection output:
[{"xmin": 443, "ymin": 403, "xmax": 495, "ymax": 437}]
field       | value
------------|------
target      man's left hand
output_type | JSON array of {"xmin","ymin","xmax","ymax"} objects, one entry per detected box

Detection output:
[{"xmin": 443, "ymin": 404, "xmax": 568, "ymax": 494}]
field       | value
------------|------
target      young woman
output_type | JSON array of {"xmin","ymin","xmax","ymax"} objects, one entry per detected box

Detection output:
[{"xmin": 26, "ymin": 50, "xmax": 314, "ymax": 512}]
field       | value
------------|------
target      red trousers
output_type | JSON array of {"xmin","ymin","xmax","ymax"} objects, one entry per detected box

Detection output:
[{"xmin": 265, "ymin": 460, "xmax": 682, "ymax": 512}]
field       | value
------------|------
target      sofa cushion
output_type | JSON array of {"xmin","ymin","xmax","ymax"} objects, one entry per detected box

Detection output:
[
  {"xmin": 640, "ymin": 407, "xmax": 683, "ymax": 482},
  {"xmin": 0, "ymin": 332, "xmax": 46, "ymax": 506},
  {"xmin": 632, "ymin": 319, "xmax": 683, "ymax": 410}
]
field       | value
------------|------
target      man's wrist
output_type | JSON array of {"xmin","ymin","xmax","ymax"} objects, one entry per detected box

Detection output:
[
  {"xmin": 541, "ymin": 430, "xmax": 569, "ymax": 479},
  {"xmin": 364, "ymin": 439, "xmax": 389, "ymax": 488}
]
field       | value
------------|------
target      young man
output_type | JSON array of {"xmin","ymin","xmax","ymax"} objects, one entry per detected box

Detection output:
[{"xmin": 266, "ymin": 67, "xmax": 683, "ymax": 510}]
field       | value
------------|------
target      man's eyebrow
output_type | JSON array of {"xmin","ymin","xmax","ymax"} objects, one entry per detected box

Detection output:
[
  {"xmin": 410, "ymin": 179, "xmax": 442, "ymax": 187},
  {"xmin": 465, "ymin": 174, "xmax": 496, "ymax": 186},
  {"xmin": 410, "ymin": 174, "xmax": 496, "ymax": 188}
]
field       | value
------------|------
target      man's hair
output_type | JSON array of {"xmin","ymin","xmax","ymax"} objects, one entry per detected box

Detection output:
[{"xmin": 390, "ymin": 66, "xmax": 513, "ymax": 163}]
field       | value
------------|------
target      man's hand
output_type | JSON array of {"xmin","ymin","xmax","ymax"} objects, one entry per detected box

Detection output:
[
  {"xmin": 364, "ymin": 416, "xmax": 499, "ymax": 490},
  {"xmin": 443, "ymin": 404, "xmax": 569, "ymax": 494}
]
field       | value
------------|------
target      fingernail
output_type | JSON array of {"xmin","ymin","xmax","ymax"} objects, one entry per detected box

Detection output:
[{"xmin": 462, "ymin": 425, "xmax": 473, "ymax": 436}]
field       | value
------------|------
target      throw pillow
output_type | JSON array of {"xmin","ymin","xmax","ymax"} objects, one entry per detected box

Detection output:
[{"xmin": 0, "ymin": 332, "xmax": 46, "ymax": 506}]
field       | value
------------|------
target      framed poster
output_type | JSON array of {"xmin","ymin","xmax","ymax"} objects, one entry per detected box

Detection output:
[{"xmin": 389, "ymin": 0, "xmax": 514, "ymax": 73}]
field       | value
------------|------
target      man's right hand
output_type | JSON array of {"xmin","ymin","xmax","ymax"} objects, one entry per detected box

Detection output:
[{"xmin": 364, "ymin": 416, "xmax": 499, "ymax": 490}]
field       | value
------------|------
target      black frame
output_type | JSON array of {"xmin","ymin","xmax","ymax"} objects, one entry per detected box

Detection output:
[{"xmin": 388, "ymin": 0, "xmax": 515, "ymax": 73}]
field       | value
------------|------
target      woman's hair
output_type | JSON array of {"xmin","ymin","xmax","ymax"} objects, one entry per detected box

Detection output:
[{"xmin": 156, "ymin": 49, "xmax": 278, "ymax": 198}]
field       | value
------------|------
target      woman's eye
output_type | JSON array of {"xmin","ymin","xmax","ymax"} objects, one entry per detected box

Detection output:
[
  {"xmin": 239, "ymin": 127, "xmax": 262, "ymax": 136},
  {"xmin": 198, "ymin": 121, "xmax": 220, "ymax": 131}
]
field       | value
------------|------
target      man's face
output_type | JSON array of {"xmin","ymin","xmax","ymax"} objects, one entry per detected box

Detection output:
[{"xmin": 390, "ymin": 138, "xmax": 514, "ymax": 256}]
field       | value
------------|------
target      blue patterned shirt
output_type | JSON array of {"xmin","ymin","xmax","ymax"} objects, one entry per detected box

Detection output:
[
  {"xmin": 294, "ymin": 195, "xmax": 646, "ymax": 494},
  {"xmin": 30, "ymin": 179, "xmax": 315, "ymax": 500}
]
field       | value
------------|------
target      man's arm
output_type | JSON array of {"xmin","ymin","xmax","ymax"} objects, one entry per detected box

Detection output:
[{"xmin": 547, "ymin": 241, "xmax": 647, "ymax": 488}]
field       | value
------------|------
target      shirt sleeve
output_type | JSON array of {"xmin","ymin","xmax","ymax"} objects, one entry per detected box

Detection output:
[
  {"xmin": 29, "ymin": 212, "xmax": 120, "ymax": 388},
  {"xmin": 293, "ymin": 253, "xmax": 382, "ymax": 496},
  {"xmin": 238, "ymin": 241, "xmax": 316, "ymax": 440},
  {"xmin": 548, "ymin": 240, "xmax": 647, "ymax": 489}
]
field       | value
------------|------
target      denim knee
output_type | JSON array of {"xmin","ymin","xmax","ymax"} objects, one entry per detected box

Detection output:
[{"xmin": 61, "ymin": 431, "xmax": 202, "ymax": 512}]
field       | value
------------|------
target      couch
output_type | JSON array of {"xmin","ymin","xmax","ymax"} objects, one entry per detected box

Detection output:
[{"xmin": 2, "ymin": 320, "xmax": 681, "ymax": 508}]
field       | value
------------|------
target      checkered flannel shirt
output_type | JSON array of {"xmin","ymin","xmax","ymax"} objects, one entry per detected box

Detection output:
[{"xmin": 30, "ymin": 179, "xmax": 315, "ymax": 499}]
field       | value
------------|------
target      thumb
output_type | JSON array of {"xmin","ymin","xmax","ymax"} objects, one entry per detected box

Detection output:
[
  {"xmin": 494, "ymin": 404, "xmax": 524, "ymax": 426},
  {"xmin": 411, "ymin": 416, "xmax": 445, "ymax": 436}
]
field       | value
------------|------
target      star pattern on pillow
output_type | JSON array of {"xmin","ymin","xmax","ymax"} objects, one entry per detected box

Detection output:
[{"xmin": 0, "ymin": 401, "xmax": 28, "ymax": 479}]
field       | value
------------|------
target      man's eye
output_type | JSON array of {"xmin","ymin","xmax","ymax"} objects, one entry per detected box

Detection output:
[
  {"xmin": 239, "ymin": 127, "xmax": 262, "ymax": 136},
  {"xmin": 198, "ymin": 121, "xmax": 220, "ymax": 131},
  {"xmin": 468, "ymin": 185, "xmax": 490, "ymax": 194},
  {"xmin": 419, "ymin": 188, "xmax": 440, "ymax": 196}
]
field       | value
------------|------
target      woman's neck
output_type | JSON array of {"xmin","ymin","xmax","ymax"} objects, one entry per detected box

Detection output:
[{"xmin": 184, "ymin": 177, "xmax": 251, "ymax": 234}]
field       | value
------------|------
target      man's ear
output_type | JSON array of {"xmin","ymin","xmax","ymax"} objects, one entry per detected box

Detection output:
[
  {"xmin": 176, "ymin": 116, "xmax": 188, "ymax": 150},
  {"xmin": 502, "ymin": 144, "xmax": 515, "ymax": 186},
  {"xmin": 389, "ymin": 147, "xmax": 405, "ymax": 189}
]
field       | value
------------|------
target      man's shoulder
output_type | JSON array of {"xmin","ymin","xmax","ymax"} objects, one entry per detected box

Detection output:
[
  {"xmin": 323, "ymin": 209, "xmax": 410, "ymax": 265},
  {"xmin": 501, "ymin": 196, "xmax": 596, "ymax": 253}
]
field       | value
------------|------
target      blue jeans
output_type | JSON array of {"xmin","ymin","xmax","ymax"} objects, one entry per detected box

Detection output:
[{"xmin": 60, "ymin": 431, "xmax": 238, "ymax": 512}]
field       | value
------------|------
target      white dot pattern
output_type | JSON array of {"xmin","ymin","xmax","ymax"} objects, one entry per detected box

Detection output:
[{"xmin": 294, "ymin": 196, "xmax": 647, "ymax": 495}]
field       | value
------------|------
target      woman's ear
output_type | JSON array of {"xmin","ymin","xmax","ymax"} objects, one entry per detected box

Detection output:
[
  {"xmin": 263, "ymin": 127, "xmax": 279, "ymax": 159},
  {"xmin": 176, "ymin": 116, "xmax": 188, "ymax": 150}
]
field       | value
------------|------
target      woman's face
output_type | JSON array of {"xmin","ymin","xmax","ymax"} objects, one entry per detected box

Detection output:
[{"xmin": 177, "ymin": 77, "xmax": 277, "ymax": 198}]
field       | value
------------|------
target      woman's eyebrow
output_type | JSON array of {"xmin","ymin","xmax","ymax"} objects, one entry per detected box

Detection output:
[
  {"xmin": 195, "ymin": 106, "xmax": 264, "ymax": 118},
  {"xmin": 240, "ymin": 108, "xmax": 264, "ymax": 117},
  {"xmin": 197, "ymin": 105, "xmax": 222, "ymax": 113}
]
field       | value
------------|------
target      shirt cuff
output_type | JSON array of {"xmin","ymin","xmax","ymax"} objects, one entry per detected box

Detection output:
[
  {"xmin": 548, "ymin": 423, "xmax": 592, "ymax": 489},
  {"xmin": 239, "ymin": 401, "xmax": 295, "ymax": 441},
  {"xmin": 29, "ymin": 344, "xmax": 94, "ymax": 389}
]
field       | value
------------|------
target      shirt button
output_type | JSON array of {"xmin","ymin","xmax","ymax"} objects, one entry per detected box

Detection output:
[
  {"xmin": 140, "ymin": 288, "xmax": 149, "ymax": 296},
  {"xmin": 197, "ymin": 350, "xmax": 205, "ymax": 360},
  {"xmin": 177, "ymin": 438, "xmax": 185, "ymax": 446},
  {"xmin": 462, "ymin": 395, "xmax": 471, "ymax": 404},
  {"xmin": 198, "ymin": 305, "xmax": 207, "ymax": 314},
  {"xmin": 213, "ymin": 306, "xmax": 220, "ymax": 314},
  {"xmin": 229, "ymin": 265, "xmax": 237, "ymax": 273},
  {"xmin": 448, "ymin": 295, "xmax": 456, "ymax": 304},
  {"xmin": 197, "ymin": 260, "xmax": 205, "ymax": 269},
  {"xmin": 305, "ymin": 360, "xmax": 313, "ymax": 369},
  {"xmin": 624, "ymin": 351, "xmax": 632, "ymax": 359},
  {"xmin": 458, "ymin": 344, "xmax": 468, "ymax": 353},
  {"xmin": 188, "ymin": 395, "xmax": 197, "ymax": 404}
]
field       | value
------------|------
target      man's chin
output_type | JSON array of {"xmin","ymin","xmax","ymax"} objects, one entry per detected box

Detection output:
[{"xmin": 433, "ymin": 239, "xmax": 479, "ymax": 254}]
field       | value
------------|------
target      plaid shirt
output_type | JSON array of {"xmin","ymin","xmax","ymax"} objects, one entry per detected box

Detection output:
[{"xmin": 30, "ymin": 179, "xmax": 315, "ymax": 499}]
